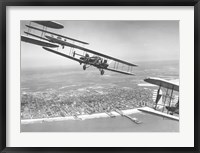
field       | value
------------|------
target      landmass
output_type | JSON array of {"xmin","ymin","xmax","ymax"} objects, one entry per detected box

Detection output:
[{"xmin": 21, "ymin": 84, "xmax": 153, "ymax": 120}]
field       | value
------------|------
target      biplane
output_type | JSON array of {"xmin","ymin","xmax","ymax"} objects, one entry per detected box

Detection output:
[
  {"xmin": 21, "ymin": 21, "xmax": 137, "ymax": 75},
  {"xmin": 138, "ymin": 77, "xmax": 179, "ymax": 121}
]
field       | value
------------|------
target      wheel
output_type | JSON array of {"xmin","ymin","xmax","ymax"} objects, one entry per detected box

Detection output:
[
  {"xmin": 100, "ymin": 69, "xmax": 104, "ymax": 75},
  {"xmin": 83, "ymin": 65, "xmax": 86, "ymax": 70}
]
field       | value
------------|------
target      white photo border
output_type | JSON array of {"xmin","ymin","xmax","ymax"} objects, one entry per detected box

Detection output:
[{"xmin": 6, "ymin": 6, "xmax": 194, "ymax": 147}]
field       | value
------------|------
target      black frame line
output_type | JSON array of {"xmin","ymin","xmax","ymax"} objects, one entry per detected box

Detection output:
[{"xmin": 0, "ymin": 0, "xmax": 199, "ymax": 152}]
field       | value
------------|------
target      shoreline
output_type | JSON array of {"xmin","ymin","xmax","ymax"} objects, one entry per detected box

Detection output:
[{"xmin": 21, "ymin": 108, "xmax": 141, "ymax": 124}]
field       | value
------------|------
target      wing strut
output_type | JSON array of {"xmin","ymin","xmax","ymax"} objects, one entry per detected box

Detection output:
[
  {"xmin": 162, "ymin": 88, "xmax": 169, "ymax": 112},
  {"xmin": 155, "ymin": 85, "xmax": 161, "ymax": 110},
  {"xmin": 167, "ymin": 86, "xmax": 174, "ymax": 114},
  {"xmin": 116, "ymin": 62, "xmax": 119, "ymax": 69}
]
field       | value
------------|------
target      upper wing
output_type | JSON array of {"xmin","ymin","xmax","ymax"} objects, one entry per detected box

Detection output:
[
  {"xmin": 42, "ymin": 47, "xmax": 83, "ymax": 63},
  {"xmin": 21, "ymin": 35, "xmax": 59, "ymax": 48},
  {"xmin": 45, "ymin": 35, "xmax": 137, "ymax": 67},
  {"xmin": 26, "ymin": 25, "xmax": 89, "ymax": 45},
  {"xmin": 144, "ymin": 77, "xmax": 179, "ymax": 91},
  {"xmin": 31, "ymin": 21, "xmax": 64, "ymax": 29}
]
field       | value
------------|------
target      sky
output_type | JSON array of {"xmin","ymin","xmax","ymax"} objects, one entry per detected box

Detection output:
[{"xmin": 21, "ymin": 20, "xmax": 179, "ymax": 69}]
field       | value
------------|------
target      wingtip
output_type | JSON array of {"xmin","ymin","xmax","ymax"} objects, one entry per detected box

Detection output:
[{"xmin": 42, "ymin": 46, "xmax": 50, "ymax": 51}]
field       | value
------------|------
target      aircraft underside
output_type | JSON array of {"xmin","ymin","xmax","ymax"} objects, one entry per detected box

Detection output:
[{"xmin": 82, "ymin": 64, "xmax": 105, "ymax": 75}]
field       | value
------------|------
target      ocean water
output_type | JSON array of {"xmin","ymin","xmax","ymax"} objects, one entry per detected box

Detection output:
[
  {"xmin": 21, "ymin": 60, "xmax": 179, "ymax": 132},
  {"xmin": 21, "ymin": 112, "xmax": 178, "ymax": 132}
]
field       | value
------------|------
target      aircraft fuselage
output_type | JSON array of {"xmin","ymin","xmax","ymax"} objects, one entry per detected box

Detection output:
[{"xmin": 80, "ymin": 56, "xmax": 109, "ymax": 69}]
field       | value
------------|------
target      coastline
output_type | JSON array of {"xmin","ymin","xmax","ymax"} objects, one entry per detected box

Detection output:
[{"xmin": 21, "ymin": 108, "xmax": 141, "ymax": 124}]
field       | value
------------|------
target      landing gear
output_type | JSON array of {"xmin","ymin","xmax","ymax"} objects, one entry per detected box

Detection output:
[
  {"xmin": 100, "ymin": 69, "xmax": 104, "ymax": 75},
  {"xmin": 83, "ymin": 64, "xmax": 86, "ymax": 70}
]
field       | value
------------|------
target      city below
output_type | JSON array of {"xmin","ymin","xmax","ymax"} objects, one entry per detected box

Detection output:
[{"xmin": 21, "ymin": 85, "xmax": 153, "ymax": 120}]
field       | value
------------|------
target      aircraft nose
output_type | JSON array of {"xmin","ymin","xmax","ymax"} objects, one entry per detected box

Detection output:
[{"xmin": 144, "ymin": 78, "xmax": 150, "ymax": 82}]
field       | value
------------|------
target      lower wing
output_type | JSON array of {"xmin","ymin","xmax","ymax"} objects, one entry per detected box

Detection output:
[
  {"xmin": 138, "ymin": 107, "xmax": 179, "ymax": 121},
  {"xmin": 42, "ymin": 47, "xmax": 83, "ymax": 63},
  {"xmin": 21, "ymin": 35, "xmax": 59, "ymax": 48},
  {"xmin": 42, "ymin": 47, "xmax": 135, "ymax": 76}
]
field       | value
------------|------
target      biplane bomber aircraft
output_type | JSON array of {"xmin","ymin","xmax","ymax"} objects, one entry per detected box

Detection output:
[
  {"xmin": 138, "ymin": 77, "xmax": 179, "ymax": 121},
  {"xmin": 21, "ymin": 21, "xmax": 137, "ymax": 75}
]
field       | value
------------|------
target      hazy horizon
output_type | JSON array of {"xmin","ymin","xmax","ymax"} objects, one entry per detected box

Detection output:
[{"xmin": 21, "ymin": 59, "xmax": 179, "ymax": 71}]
